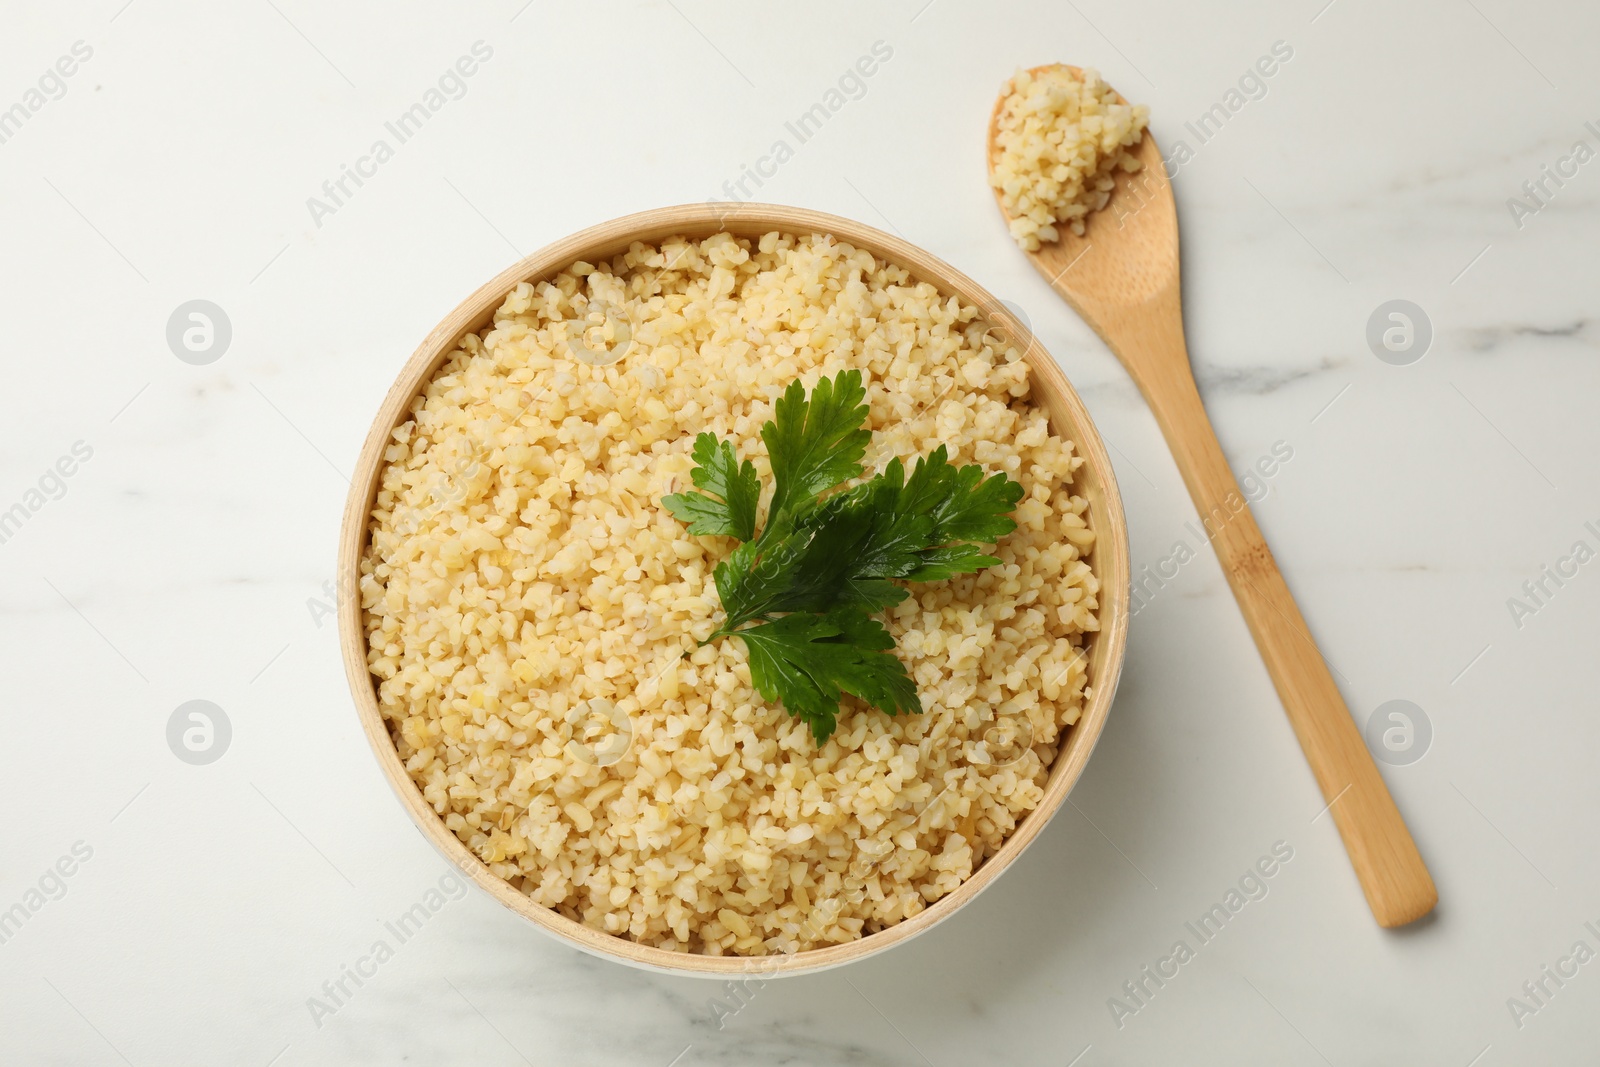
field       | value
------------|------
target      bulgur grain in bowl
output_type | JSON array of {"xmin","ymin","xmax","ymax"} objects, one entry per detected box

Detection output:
[{"xmin": 337, "ymin": 204, "xmax": 1130, "ymax": 977}]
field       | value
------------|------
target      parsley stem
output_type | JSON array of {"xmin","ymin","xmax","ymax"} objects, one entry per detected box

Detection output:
[{"xmin": 700, "ymin": 616, "xmax": 762, "ymax": 648}]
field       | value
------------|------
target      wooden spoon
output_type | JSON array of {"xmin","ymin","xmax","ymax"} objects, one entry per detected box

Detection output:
[{"xmin": 988, "ymin": 66, "xmax": 1436, "ymax": 927}]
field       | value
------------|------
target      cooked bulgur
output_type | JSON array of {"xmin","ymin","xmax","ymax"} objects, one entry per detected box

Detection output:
[
  {"xmin": 991, "ymin": 66, "xmax": 1150, "ymax": 250},
  {"xmin": 360, "ymin": 231, "xmax": 1100, "ymax": 954}
]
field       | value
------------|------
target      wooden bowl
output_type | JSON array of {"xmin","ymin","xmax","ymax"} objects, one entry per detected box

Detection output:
[{"xmin": 337, "ymin": 203, "xmax": 1131, "ymax": 977}]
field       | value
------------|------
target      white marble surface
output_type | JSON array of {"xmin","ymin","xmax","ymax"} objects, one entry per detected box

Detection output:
[{"xmin": 2, "ymin": 0, "xmax": 1597, "ymax": 1062}]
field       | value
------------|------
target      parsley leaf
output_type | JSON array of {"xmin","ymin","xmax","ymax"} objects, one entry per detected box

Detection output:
[
  {"xmin": 662, "ymin": 432, "xmax": 760, "ymax": 540},
  {"xmin": 761, "ymin": 369, "xmax": 871, "ymax": 523},
  {"xmin": 713, "ymin": 509, "xmax": 907, "ymax": 629},
  {"xmin": 663, "ymin": 372, "xmax": 1026, "ymax": 744},
  {"xmin": 738, "ymin": 608, "xmax": 920, "ymax": 743},
  {"xmin": 797, "ymin": 445, "xmax": 1026, "ymax": 593}
]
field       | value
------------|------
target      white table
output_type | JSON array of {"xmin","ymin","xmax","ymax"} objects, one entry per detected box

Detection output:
[{"xmin": 3, "ymin": 1, "xmax": 1596, "ymax": 1063}]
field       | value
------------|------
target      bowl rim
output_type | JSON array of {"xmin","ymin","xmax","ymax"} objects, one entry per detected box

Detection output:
[{"xmin": 337, "ymin": 202, "xmax": 1131, "ymax": 978}]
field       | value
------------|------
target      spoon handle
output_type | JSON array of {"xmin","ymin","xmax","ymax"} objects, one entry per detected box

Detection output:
[{"xmin": 1108, "ymin": 304, "xmax": 1437, "ymax": 928}]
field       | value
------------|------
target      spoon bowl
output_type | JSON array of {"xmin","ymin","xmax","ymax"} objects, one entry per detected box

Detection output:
[{"xmin": 988, "ymin": 65, "xmax": 1177, "ymax": 311}]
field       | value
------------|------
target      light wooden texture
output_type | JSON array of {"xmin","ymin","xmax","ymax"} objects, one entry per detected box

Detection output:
[
  {"xmin": 338, "ymin": 203, "xmax": 1131, "ymax": 976},
  {"xmin": 989, "ymin": 67, "xmax": 1436, "ymax": 928}
]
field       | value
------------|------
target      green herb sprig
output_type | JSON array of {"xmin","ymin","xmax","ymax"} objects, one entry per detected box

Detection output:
[{"xmin": 663, "ymin": 371, "xmax": 1024, "ymax": 743}]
